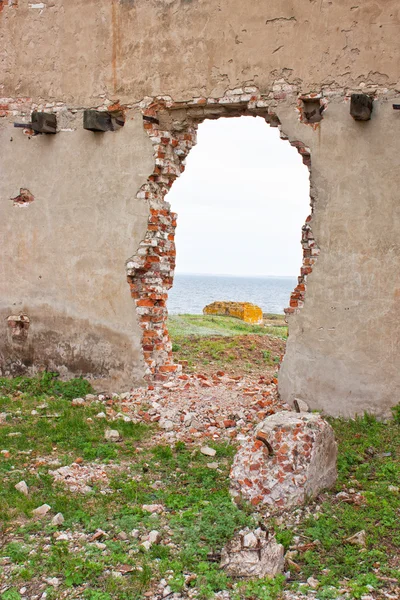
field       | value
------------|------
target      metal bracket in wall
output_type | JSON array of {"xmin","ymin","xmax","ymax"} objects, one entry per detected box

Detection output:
[
  {"xmin": 14, "ymin": 112, "xmax": 57, "ymax": 134},
  {"xmin": 350, "ymin": 94, "xmax": 373, "ymax": 121},
  {"xmin": 83, "ymin": 109, "xmax": 125, "ymax": 132}
]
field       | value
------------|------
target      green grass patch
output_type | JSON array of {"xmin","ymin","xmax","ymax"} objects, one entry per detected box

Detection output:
[
  {"xmin": 167, "ymin": 314, "xmax": 287, "ymax": 339},
  {"xmin": 1, "ymin": 374, "xmax": 399, "ymax": 599}
]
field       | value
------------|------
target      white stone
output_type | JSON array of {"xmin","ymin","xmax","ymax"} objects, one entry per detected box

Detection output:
[
  {"xmin": 71, "ymin": 398, "xmax": 85, "ymax": 406},
  {"xmin": 243, "ymin": 532, "xmax": 258, "ymax": 548},
  {"xmin": 105, "ymin": 429, "xmax": 121, "ymax": 442},
  {"xmin": 45, "ymin": 578, "xmax": 60, "ymax": 587},
  {"xmin": 307, "ymin": 576, "xmax": 319, "ymax": 589},
  {"xmin": 346, "ymin": 530, "xmax": 366, "ymax": 546},
  {"xmin": 130, "ymin": 529, "xmax": 140, "ymax": 538},
  {"xmin": 142, "ymin": 504, "xmax": 163, "ymax": 514},
  {"xmin": 96, "ymin": 412, "xmax": 106, "ymax": 419},
  {"xmin": 148, "ymin": 530, "xmax": 161, "ymax": 544},
  {"xmin": 32, "ymin": 504, "xmax": 51, "ymax": 518},
  {"xmin": 15, "ymin": 480, "xmax": 29, "ymax": 496},
  {"xmin": 54, "ymin": 532, "xmax": 69, "ymax": 541},
  {"xmin": 51, "ymin": 513, "xmax": 64, "ymax": 526},
  {"xmin": 200, "ymin": 446, "xmax": 216, "ymax": 457},
  {"xmin": 293, "ymin": 398, "xmax": 310, "ymax": 412},
  {"xmin": 141, "ymin": 540, "xmax": 152, "ymax": 551}
]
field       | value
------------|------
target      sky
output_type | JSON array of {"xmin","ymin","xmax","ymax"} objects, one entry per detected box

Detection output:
[{"xmin": 166, "ymin": 116, "xmax": 310, "ymax": 277}]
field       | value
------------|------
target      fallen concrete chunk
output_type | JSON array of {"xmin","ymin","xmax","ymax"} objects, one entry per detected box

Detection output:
[
  {"xmin": 220, "ymin": 528, "xmax": 284, "ymax": 578},
  {"xmin": 230, "ymin": 411, "xmax": 337, "ymax": 512}
]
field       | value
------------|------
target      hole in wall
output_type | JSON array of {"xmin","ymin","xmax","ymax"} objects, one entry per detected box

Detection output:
[
  {"xmin": 166, "ymin": 116, "xmax": 310, "ymax": 318},
  {"xmin": 129, "ymin": 96, "xmax": 318, "ymax": 380},
  {"xmin": 299, "ymin": 97, "xmax": 325, "ymax": 124},
  {"xmin": 7, "ymin": 314, "xmax": 30, "ymax": 342}
]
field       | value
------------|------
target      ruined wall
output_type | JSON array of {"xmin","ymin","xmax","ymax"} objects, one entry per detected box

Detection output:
[{"xmin": 0, "ymin": 0, "xmax": 399, "ymax": 414}]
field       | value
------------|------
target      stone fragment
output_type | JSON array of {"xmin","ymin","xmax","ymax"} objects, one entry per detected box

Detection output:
[
  {"xmin": 293, "ymin": 398, "xmax": 309, "ymax": 412},
  {"xmin": 141, "ymin": 540, "xmax": 152, "ymax": 551},
  {"xmin": 130, "ymin": 529, "xmax": 140, "ymax": 538},
  {"xmin": 142, "ymin": 504, "xmax": 163, "ymax": 514},
  {"xmin": 200, "ymin": 446, "xmax": 216, "ymax": 457},
  {"xmin": 243, "ymin": 532, "xmax": 258, "ymax": 548},
  {"xmin": 220, "ymin": 528, "xmax": 284, "ymax": 578},
  {"xmin": 230, "ymin": 412, "xmax": 337, "ymax": 512},
  {"xmin": 346, "ymin": 530, "xmax": 366, "ymax": 546},
  {"xmin": 105, "ymin": 429, "xmax": 121, "ymax": 442},
  {"xmin": 148, "ymin": 530, "xmax": 162, "ymax": 544},
  {"xmin": 32, "ymin": 504, "xmax": 51, "ymax": 518},
  {"xmin": 54, "ymin": 532, "xmax": 69, "ymax": 541},
  {"xmin": 117, "ymin": 531, "xmax": 128, "ymax": 541},
  {"xmin": 45, "ymin": 577, "xmax": 60, "ymax": 587},
  {"xmin": 159, "ymin": 419, "xmax": 174, "ymax": 431},
  {"xmin": 96, "ymin": 412, "xmax": 106, "ymax": 419},
  {"xmin": 307, "ymin": 576, "xmax": 319, "ymax": 589},
  {"xmin": 15, "ymin": 480, "xmax": 29, "ymax": 496},
  {"xmin": 72, "ymin": 397, "xmax": 85, "ymax": 406},
  {"xmin": 207, "ymin": 462, "xmax": 219, "ymax": 469},
  {"xmin": 51, "ymin": 513, "xmax": 64, "ymax": 526}
]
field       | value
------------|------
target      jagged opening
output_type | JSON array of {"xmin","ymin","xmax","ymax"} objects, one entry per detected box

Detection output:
[
  {"xmin": 166, "ymin": 116, "xmax": 310, "ymax": 316},
  {"xmin": 128, "ymin": 94, "xmax": 317, "ymax": 381}
]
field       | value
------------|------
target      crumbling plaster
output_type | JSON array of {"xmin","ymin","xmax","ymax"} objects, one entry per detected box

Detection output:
[
  {"xmin": 1, "ymin": 0, "xmax": 399, "ymax": 104},
  {"xmin": 0, "ymin": 0, "xmax": 399, "ymax": 415}
]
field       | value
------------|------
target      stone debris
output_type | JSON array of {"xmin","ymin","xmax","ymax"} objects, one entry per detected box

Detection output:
[
  {"xmin": 105, "ymin": 429, "xmax": 121, "ymax": 442},
  {"xmin": 200, "ymin": 446, "xmax": 216, "ymax": 457},
  {"xmin": 49, "ymin": 463, "xmax": 109, "ymax": 494},
  {"xmin": 230, "ymin": 411, "xmax": 337, "ymax": 511},
  {"xmin": 51, "ymin": 513, "xmax": 65, "ymax": 526},
  {"xmin": 71, "ymin": 397, "xmax": 85, "ymax": 406},
  {"xmin": 148, "ymin": 530, "xmax": 162, "ymax": 544},
  {"xmin": 15, "ymin": 480, "xmax": 29, "ymax": 496},
  {"xmin": 84, "ymin": 371, "xmax": 287, "ymax": 448},
  {"xmin": 220, "ymin": 527, "xmax": 284, "ymax": 578},
  {"xmin": 346, "ymin": 530, "xmax": 366, "ymax": 546},
  {"xmin": 142, "ymin": 504, "xmax": 164, "ymax": 514},
  {"xmin": 32, "ymin": 504, "xmax": 51, "ymax": 518}
]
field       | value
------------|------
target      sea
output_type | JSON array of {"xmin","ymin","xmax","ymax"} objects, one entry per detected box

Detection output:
[{"xmin": 167, "ymin": 274, "xmax": 297, "ymax": 315}]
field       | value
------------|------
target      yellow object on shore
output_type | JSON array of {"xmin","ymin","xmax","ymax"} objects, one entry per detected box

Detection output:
[{"xmin": 203, "ymin": 301, "xmax": 263, "ymax": 325}]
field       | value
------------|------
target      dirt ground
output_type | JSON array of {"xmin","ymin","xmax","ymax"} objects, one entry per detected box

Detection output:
[{"xmin": 172, "ymin": 334, "xmax": 286, "ymax": 378}]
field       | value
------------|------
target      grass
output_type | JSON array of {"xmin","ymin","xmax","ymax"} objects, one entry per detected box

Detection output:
[
  {"xmin": 168, "ymin": 314, "xmax": 287, "ymax": 374},
  {"xmin": 167, "ymin": 314, "xmax": 287, "ymax": 339},
  {"xmin": 1, "ymin": 372, "xmax": 399, "ymax": 599}
]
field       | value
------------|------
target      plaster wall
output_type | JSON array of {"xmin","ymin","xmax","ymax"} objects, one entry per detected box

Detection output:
[
  {"xmin": 0, "ymin": 0, "xmax": 399, "ymax": 414},
  {"xmin": 0, "ymin": 113, "xmax": 153, "ymax": 389}
]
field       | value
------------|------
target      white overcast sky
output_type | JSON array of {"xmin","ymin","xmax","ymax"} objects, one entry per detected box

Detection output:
[{"xmin": 166, "ymin": 116, "xmax": 310, "ymax": 277}]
